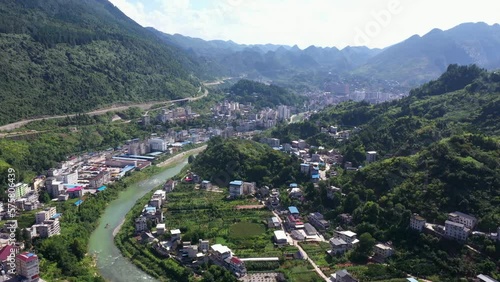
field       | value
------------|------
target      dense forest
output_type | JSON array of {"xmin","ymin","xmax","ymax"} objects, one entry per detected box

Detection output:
[
  {"xmin": 0, "ymin": 0, "xmax": 202, "ymax": 125},
  {"xmin": 227, "ymin": 79, "xmax": 304, "ymax": 109},
  {"xmin": 191, "ymin": 137, "xmax": 308, "ymax": 188}
]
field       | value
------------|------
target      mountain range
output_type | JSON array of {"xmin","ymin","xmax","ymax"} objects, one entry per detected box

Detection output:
[{"xmin": 149, "ymin": 22, "xmax": 500, "ymax": 86}]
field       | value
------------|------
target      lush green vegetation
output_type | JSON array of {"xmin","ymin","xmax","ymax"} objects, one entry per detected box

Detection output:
[
  {"xmin": 0, "ymin": 0, "xmax": 202, "ymax": 125},
  {"xmin": 269, "ymin": 65, "xmax": 500, "ymax": 280},
  {"xmin": 228, "ymin": 79, "xmax": 304, "ymax": 109},
  {"xmin": 229, "ymin": 222, "xmax": 266, "ymax": 238},
  {"xmin": 191, "ymin": 137, "xmax": 308, "ymax": 187}
]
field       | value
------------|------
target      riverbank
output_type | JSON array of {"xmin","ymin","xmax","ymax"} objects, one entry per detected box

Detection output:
[
  {"xmin": 88, "ymin": 147, "xmax": 204, "ymax": 282},
  {"xmin": 156, "ymin": 145, "xmax": 207, "ymax": 168}
]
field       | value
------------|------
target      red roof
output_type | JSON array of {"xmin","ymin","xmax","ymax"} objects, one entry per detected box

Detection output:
[
  {"xmin": 67, "ymin": 187, "xmax": 82, "ymax": 192},
  {"xmin": 0, "ymin": 245, "xmax": 13, "ymax": 261},
  {"xmin": 16, "ymin": 252, "xmax": 37, "ymax": 262},
  {"xmin": 230, "ymin": 256, "xmax": 242, "ymax": 265}
]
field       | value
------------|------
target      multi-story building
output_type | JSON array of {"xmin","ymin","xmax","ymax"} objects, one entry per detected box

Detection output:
[
  {"xmin": 374, "ymin": 243, "xmax": 394, "ymax": 260},
  {"xmin": 334, "ymin": 230, "xmax": 359, "ymax": 247},
  {"xmin": 89, "ymin": 171, "xmax": 111, "ymax": 189},
  {"xmin": 56, "ymin": 171, "xmax": 78, "ymax": 184},
  {"xmin": 308, "ymin": 212, "xmax": 330, "ymax": 230},
  {"xmin": 410, "ymin": 213, "xmax": 426, "ymax": 232},
  {"xmin": 448, "ymin": 211, "xmax": 477, "ymax": 229},
  {"xmin": 445, "ymin": 220, "xmax": 470, "ymax": 242},
  {"xmin": 199, "ymin": 239, "xmax": 210, "ymax": 253},
  {"xmin": 16, "ymin": 252, "xmax": 40, "ymax": 282},
  {"xmin": 135, "ymin": 216, "xmax": 148, "ymax": 232},
  {"xmin": 329, "ymin": 238, "xmax": 348, "ymax": 255},
  {"xmin": 35, "ymin": 219, "xmax": 61, "ymax": 238},
  {"xmin": 35, "ymin": 207, "xmax": 57, "ymax": 224},
  {"xmin": 14, "ymin": 183, "xmax": 30, "ymax": 200},
  {"xmin": 277, "ymin": 105, "xmax": 291, "ymax": 121},
  {"xmin": 366, "ymin": 151, "xmax": 377, "ymax": 163},
  {"xmin": 229, "ymin": 180, "xmax": 243, "ymax": 198},
  {"xmin": 149, "ymin": 138, "xmax": 168, "ymax": 152}
]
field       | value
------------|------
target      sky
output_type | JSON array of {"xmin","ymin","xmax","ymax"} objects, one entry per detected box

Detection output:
[{"xmin": 109, "ymin": 0, "xmax": 500, "ymax": 49}]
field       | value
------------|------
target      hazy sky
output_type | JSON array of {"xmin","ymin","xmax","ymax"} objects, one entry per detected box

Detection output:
[{"xmin": 109, "ymin": 0, "xmax": 500, "ymax": 49}]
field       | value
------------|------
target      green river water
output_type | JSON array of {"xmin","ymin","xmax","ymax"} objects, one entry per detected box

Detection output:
[{"xmin": 88, "ymin": 157, "xmax": 189, "ymax": 282}]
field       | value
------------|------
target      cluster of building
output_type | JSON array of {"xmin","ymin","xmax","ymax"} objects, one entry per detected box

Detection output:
[
  {"xmin": 24, "ymin": 207, "xmax": 61, "ymax": 239},
  {"xmin": 152, "ymin": 106, "xmax": 198, "ymax": 124},
  {"xmin": 134, "ymin": 190, "xmax": 166, "ymax": 234},
  {"xmin": 410, "ymin": 211, "xmax": 500, "ymax": 243},
  {"xmin": 0, "ymin": 247, "xmax": 40, "ymax": 282}
]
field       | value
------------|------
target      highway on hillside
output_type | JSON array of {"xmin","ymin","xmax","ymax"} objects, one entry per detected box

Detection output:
[{"xmin": 0, "ymin": 87, "xmax": 208, "ymax": 133}]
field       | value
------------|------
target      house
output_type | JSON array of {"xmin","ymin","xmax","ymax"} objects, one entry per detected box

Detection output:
[
  {"xmin": 66, "ymin": 187, "xmax": 83, "ymax": 198},
  {"xmin": 366, "ymin": 151, "xmax": 377, "ymax": 163},
  {"xmin": 89, "ymin": 171, "xmax": 111, "ymax": 189},
  {"xmin": 303, "ymin": 223, "xmax": 317, "ymax": 236},
  {"xmin": 445, "ymin": 220, "xmax": 470, "ymax": 242},
  {"xmin": 477, "ymin": 274, "xmax": 498, "ymax": 282},
  {"xmin": 374, "ymin": 243, "xmax": 394, "ymax": 260},
  {"xmin": 311, "ymin": 174, "xmax": 320, "ymax": 183},
  {"xmin": 156, "ymin": 223, "xmax": 166, "ymax": 235},
  {"xmin": 34, "ymin": 219, "xmax": 61, "ymax": 238},
  {"xmin": 288, "ymin": 206, "xmax": 299, "ymax": 216},
  {"xmin": 0, "ymin": 245, "xmax": 17, "ymax": 273},
  {"xmin": 229, "ymin": 180, "xmax": 243, "ymax": 198},
  {"xmin": 311, "ymin": 154, "xmax": 321, "ymax": 162},
  {"xmin": 135, "ymin": 216, "xmax": 148, "ymax": 232},
  {"xmin": 164, "ymin": 179, "xmax": 176, "ymax": 192},
  {"xmin": 410, "ymin": 213, "xmax": 426, "ymax": 232},
  {"xmin": 330, "ymin": 269, "xmax": 358, "ymax": 282},
  {"xmin": 329, "ymin": 238, "xmax": 348, "ymax": 255},
  {"xmin": 339, "ymin": 213, "xmax": 353, "ymax": 224},
  {"xmin": 268, "ymin": 217, "xmax": 281, "ymax": 229},
  {"xmin": 210, "ymin": 244, "xmax": 233, "ymax": 261},
  {"xmin": 300, "ymin": 163, "xmax": 311, "ymax": 174},
  {"xmin": 242, "ymin": 182, "xmax": 256, "ymax": 195},
  {"xmin": 327, "ymin": 186, "xmax": 342, "ymax": 199},
  {"xmin": 274, "ymin": 230, "xmax": 288, "ymax": 246},
  {"xmin": 35, "ymin": 207, "xmax": 57, "ymax": 224},
  {"xmin": 291, "ymin": 230, "xmax": 305, "ymax": 241},
  {"xmin": 308, "ymin": 212, "xmax": 330, "ymax": 230},
  {"xmin": 201, "ymin": 180, "xmax": 212, "ymax": 189},
  {"xmin": 225, "ymin": 256, "xmax": 247, "ymax": 276},
  {"xmin": 334, "ymin": 230, "xmax": 359, "ymax": 247},
  {"xmin": 448, "ymin": 211, "xmax": 477, "ymax": 229},
  {"xmin": 170, "ymin": 229, "xmax": 181, "ymax": 241},
  {"xmin": 140, "ymin": 232, "xmax": 155, "ymax": 243},
  {"xmin": 149, "ymin": 194, "xmax": 163, "ymax": 209},
  {"xmin": 16, "ymin": 252, "xmax": 40, "ymax": 282},
  {"xmin": 181, "ymin": 242, "xmax": 199, "ymax": 258},
  {"xmin": 289, "ymin": 187, "xmax": 303, "ymax": 199},
  {"xmin": 199, "ymin": 239, "xmax": 210, "ymax": 253}
]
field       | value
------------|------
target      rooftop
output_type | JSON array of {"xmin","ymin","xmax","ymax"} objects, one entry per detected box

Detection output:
[
  {"xmin": 274, "ymin": 230, "xmax": 287, "ymax": 241},
  {"xmin": 230, "ymin": 180, "xmax": 243, "ymax": 186},
  {"xmin": 477, "ymin": 274, "xmax": 498, "ymax": 282},
  {"xmin": 16, "ymin": 252, "xmax": 38, "ymax": 262},
  {"xmin": 449, "ymin": 211, "xmax": 477, "ymax": 221},
  {"xmin": 375, "ymin": 243, "xmax": 392, "ymax": 250},
  {"xmin": 338, "ymin": 230, "xmax": 357, "ymax": 237},
  {"xmin": 288, "ymin": 206, "xmax": 299, "ymax": 214},
  {"xmin": 445, "ymin": 220, "xmax": 465, "ymax": 228},
  {"xmin": 170, "ymin": 229, "xmax": 181, "ymax": 235},
  {"xmin": 329, "ymin": 238, "xmax": 347, "ymax": 246},
  {"xmin": 211, "ymin": 244, "xmax": 232, "ymax": 254}
]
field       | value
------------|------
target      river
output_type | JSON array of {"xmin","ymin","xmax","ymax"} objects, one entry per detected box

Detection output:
[{"xmin": 88, "ymin": 157, "xmax": 189, "ymax": 282}]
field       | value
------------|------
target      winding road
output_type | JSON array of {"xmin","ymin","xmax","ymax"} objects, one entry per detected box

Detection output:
[{"xmin": 0, "ymin": 88, "xmax": 208, "ymax": 133}]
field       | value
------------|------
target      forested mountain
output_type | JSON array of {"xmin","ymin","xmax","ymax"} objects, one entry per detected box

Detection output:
[
  {"xmin": 355, "ymin": 22, "xmax": 500, "ymax": 84},
  {"xmin": 0, "ymin": 0, "xmax": 202, "ymax": 126},
  {"xmin": 227, "ymin": 79, "xmax": 304, "ymax": 109},
  {"xmin": 149, "ymin": 23, "xmax": 500, "ymax": 88}
]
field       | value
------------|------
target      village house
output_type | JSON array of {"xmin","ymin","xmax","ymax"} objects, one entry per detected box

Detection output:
[
  {"xmin": 410, "ymin": 213, "xmax": 426, "ymax": 232},
  {"xmin": 445, "ymin": 220, "xmax": 470, "ymax": 242},
  {"xmin": 135, "ymin": 216, "xmax": 148, "ymax": 232},
  {"xmin": 268, "ymin": 217, "xmax": 281, "ymax": 229},
  {"xmin": 448, "ymin": 211, "xmax": 477, "ymax": 229},
  {"xmin": 201, "ymin": 180, "xmax": 212, "ymax": 189},
  {"xmin": 373, "ymin": 243, "xmax": 394, "ymax": 261},
  {"xmin": 308, "ymin": 212, "xmax": 330, "ymax": 230},
  {"xmin": 328, "ymin": 238, "xmax": 348, "ymax": 255},
  {"xmin": 164, "ymin": 179, "xmax": 176, "ymax": 192},
  {"xmin": 274, "ymin": 230, "xmax": 288, "ymax": 246},
  {"xmin": 333, "ymin": 230, "xmax": 359, "ymax": 247}
]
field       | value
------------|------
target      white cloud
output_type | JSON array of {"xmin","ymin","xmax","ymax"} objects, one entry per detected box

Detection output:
[{"xmin": 109, "ymin": 0, "xmax": 500, "ymax": 49}]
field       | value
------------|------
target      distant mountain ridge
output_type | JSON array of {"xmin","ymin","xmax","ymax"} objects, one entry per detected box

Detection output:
[{"xmin": 149, "ymin": 22, "xmax": 500, "ymax": 86}]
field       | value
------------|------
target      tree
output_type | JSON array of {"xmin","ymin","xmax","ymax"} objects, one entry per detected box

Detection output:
[
  {"xmin": 39, "ymin": 191, "xmax": 52, "ymax": 203},
  {"xmin": 350, "ymin": 232, "xmax": 375, "ymax": 263},
  {"xmin": 188, "ymin": 155, "xmax": 196, "ymax": 164},
  {"xmin": 70, "ymin": 239, "xmax": 86, "ymax": 260}
]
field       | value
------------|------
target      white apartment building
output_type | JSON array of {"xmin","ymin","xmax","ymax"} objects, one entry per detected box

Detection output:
[
  {"xmin": 448, "ymin": 211, "xmax": 477, "ymax": 229},
  {"xmin": 445, "ymin": 220, "xmax": 470, "ymax": 242},
  {"xmin": 16, "ymin": 252, "xmax": 40, "ymax": 282},
  {"xmin": 410, "ymin": 213, "xmax": 426, "ymax": 232}
]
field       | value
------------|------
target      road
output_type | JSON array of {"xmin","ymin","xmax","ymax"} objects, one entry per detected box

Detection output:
[
  {"xmin": 0, "ymin": 87, "xmax": 208, "ymax": 133},
  {"xmin": 271, "ymin": 210, "xmax": 329, "ymax": 281}
]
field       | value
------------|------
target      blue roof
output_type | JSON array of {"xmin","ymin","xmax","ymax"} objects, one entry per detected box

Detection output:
[
  {"xmin": 407, "ymin": 279, "xmax": 418, "ymax": 282},
  {"xmin": 300, "ymin": 163, "xmax": 310, "ymax": 167},
  {"xmin": 50, "ymin": 213, "xmax": 61, "ymax": 219},
  {"xmin": 288, "ymin": 206, "xmax": 299, "ymax": 214},
  {"xmin": 145, "ymin": 207, "xmax": 156, "ymax": 213},
  {"xmin": 311, "ymin": 174, "xmax": 320, "ymax": 179},
  {"xmin": 230, "ymin": 180, "xmax": 243, "ymax": 186},
  {"xmin": 290, "ymin": 183, "xmax": 298, "ymax": 188},
  {"xmin": 74, "ymin": 200, "xmax": 83, "ymax": 206},
  {"xmin": 97, "ymin": 186, "xmax": 107, "ymax": 191}
]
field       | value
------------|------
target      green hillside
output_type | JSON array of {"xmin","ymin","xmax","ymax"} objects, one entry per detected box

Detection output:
[
  {"xmin": 0, "ymin": 0, "xmax": 201, "ymax": 126},
  {"xmin": 191, "ymin": 137, "xmax": 307, "ymax": 187},
  {"xmin": 228, "ymin": 79, "xmax": 304, "ymax": 109}
]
